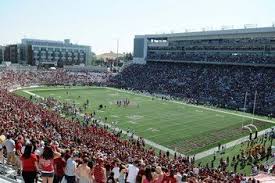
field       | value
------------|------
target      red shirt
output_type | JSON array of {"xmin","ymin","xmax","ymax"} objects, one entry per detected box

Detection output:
[
  {"xmin": 16, "ymin": 142, "xmax": 23, "ymax": 156},
  {"xmin": 39, "ymin": 158, "xmax": 54, "ymax": 173},
  {"xmin": 54, "ymin": 157, "xmax": 66, "ymax": 176},
  {"xmin": 94, "ymin": 164, "xmax": 106, "ymax": 183},
  {"xmin": 20, "ymin": 153, "xmax": 38, "ymax": 172},
  {"xmin": 162, "ymin": 175, "xmax": 177, "ymax": 183}
]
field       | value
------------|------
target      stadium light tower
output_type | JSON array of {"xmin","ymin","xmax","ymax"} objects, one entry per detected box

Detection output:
[
  {"xmin": 116, "ymin": 39, "xmax": 119, "ymax": 67},
  {"xmin": 242, "ymin": 92, "xmax": 248, "ymax": 128},
  {"xmin": 252, "ymin": 91, "xmax": 257, "ymax": 125}
]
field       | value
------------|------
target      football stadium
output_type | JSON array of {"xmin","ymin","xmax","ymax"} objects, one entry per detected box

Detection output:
[{"xmin": 1, "ymin": 1, "xmax": 275, "ymax": 183}]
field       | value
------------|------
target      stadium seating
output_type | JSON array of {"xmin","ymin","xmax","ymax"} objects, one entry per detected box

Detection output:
[
  {"xmin": 111, "ymin": 62, "xmax": 275, "ymax": 116},
  {"xmin": 0, "ymin": 67, "xmax": 274, "ymax": 182}
]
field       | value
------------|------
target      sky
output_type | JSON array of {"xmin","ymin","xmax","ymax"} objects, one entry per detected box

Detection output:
[{"xmin": 0, "ymin": 0, "xmax": 274, "ymax": 54}]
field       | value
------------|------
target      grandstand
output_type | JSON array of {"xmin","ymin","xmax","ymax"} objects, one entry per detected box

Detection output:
[
  {"xmin": 0, "ymin": 63, "xmax": 274, "ymax": 182},
  {"xmin": 133, "ymin": 27, "xmax": 275, "ymax": 66},
  {"xmin": 1, "ymin": 27, "xmax": 275, "ymax": 182}
]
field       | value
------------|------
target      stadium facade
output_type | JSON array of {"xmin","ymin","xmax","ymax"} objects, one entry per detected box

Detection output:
[
  {"xmin": 4, "ymin": 39, "xmax": 91, "ymax": 66},
  {"xmin": 133, "ymin": 27, "xmax": 275, "ymax": 66},
  {"xmin": 0, "ymin": 45, "xmax": 4, "ymax": 63}
]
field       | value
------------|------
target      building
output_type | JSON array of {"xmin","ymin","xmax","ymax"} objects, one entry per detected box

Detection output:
[
  {"xmin": 21, "ymin": 39, "xmax": 91, "ymax": 66},
  {"xmin": 133, "ymin": 27, "xmax": 275, "ymax": 66},
  {"xmin": 97, "ymin": 51, "xmax": 125, "ymax": 62},
  {"xmin": 4, "ymin": 44, "xmax": 26, "ymax": 64},
  {"xmin": 4, "ymin": 39, "xmax": 91, "ymax": 66},
  {"xmin": 0, "ymin": 46, "xmax": 4, "ymax": 63}
]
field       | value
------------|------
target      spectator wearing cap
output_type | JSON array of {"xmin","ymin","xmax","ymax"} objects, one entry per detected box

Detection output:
[{"xmin": 4, "ymin": 134, "xmax": 16, "ymax": 166}]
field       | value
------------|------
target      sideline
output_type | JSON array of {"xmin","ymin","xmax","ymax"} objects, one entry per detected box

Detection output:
[
  {"xmin": 21, "ymin": 86, "xmax": 275, "ymax": 160},
  {"xmin": 26, "ymin": 86, "xmax": 275, "ymax": 124},
  {"xmin": 22, "ymin": 89, "xmax": 184, "ymax": 157}
]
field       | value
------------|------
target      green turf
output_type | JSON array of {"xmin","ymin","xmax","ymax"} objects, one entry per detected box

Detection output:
[{"xmin": 15, "ymin": 86, "xmax": 275, "ymax": 155}]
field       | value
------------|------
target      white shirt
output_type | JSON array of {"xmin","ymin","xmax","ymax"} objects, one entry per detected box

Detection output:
[
  {"xmin": 176, "ymin": 173, "xmax": 183, "ymax": 183},
  {"xmin": 65, "ymin": 158, "xmax": 77, "ymax": 176},
  {"xmin": 4, "ymin": 139, "xmax": 15, "ymax": 153},
  {"xmin": 127, "ymin": 164, "xmax": 139, "ymax": 183},
  {"xmin": 112, "ymin": 166, "xmax": 120, "ymax": 179},
  {"xmin": 193, "ymin": 167, "xmax": 199, "ymax": 175}
]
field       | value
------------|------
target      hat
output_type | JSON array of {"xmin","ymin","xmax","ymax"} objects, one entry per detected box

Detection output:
[{"xmin": 0, "ymin": 135, "xmax": 6, "ymax": 144}]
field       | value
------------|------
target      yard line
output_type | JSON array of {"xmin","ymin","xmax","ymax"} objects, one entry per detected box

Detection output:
[
  {"xmin": 22, "ymin": 86, "xmax": 275, "ymax": 124},
  {"xmin": 105, "ymin": 87, "xmax": 275, "ymax": 124},
  {"xmin": 21, "ymin": 89, "xmax": 185, "ymax": 157},
  {"xmin": 21, "ymin": 86, "xmax": 275, "ymax": 160}
]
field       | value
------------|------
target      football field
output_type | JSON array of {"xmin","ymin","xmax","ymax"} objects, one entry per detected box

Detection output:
[{"xmin": 16, "ymin": 86, "xmax": 275, "ymax": 155}]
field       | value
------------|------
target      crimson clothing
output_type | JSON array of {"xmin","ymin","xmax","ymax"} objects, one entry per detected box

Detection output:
[
  {"xmin": 94, "ymin": 164, "xmax": 106, "ymax": 183},
  {"xmin": 162, "ymin": 175, "xmax": 177, "ymax": 183},
  {"xmin": 54, "ymin": 157, "xmax": 66, "ymax": 176},
  {"xmin": 39, "ymin": 158, "xmax": 54, "ymax": 173},
  {"xmin": 20, "ymin": 153, "xmax": 38, "ymax": 172},
  {"xmin": 15, "ymin": 142, "xmax": 23, "ymax": 156}
]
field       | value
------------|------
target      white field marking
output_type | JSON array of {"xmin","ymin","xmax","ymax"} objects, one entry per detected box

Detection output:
[
  {"xmin": 104, "ymin": 87, "xmax": 275, "ymax": 124},
  {"xmin": 146, "ymin": 128, "xmax": 160, "ymax": 132},
  {"xmin": 195, "ymin": 125, "xmax": 275, "ymax": 160},
  {"xmin": 25, "ymin": 86, "xmax": 275, "ymax": 127},
  {"xmin": 111, "ymin": 115, "xmax": 119, "ymax": 118},
  {"xmin": 128, "ymin": 121, "xmax": 137, "ymax": 124},
  {"xmin": 23, "ymin": 90, "xmax": 44, "ymax": 99},
  {"xmin": 109, "ymin": 93, "xmax": 119, "ymax": 96},
  {"xmin": 215, "ymin": 114, "xmax": 224, "ymax": 117},
  {"xmin": 127, "ymin": 115, "xmax": 144, "ymax": 120},
  {"xmin": 21, "ymin": 87, "xmax": 275, "ymax": 159},
  {"xmin": 23, "ymin": 86, "xmax": 273, "ymax": 124},
  {"xmin": 22, "ymin": 88, "xmax": 181, "ymax": 156}
]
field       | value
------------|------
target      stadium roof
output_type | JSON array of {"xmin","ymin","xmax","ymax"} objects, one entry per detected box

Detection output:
[{"xmin": 136, "ymin": 26, "xmax": 275, "ymax": 39}]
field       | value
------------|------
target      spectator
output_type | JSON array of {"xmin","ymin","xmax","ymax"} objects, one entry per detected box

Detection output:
[
  {"xmin": 20, "ymin": 144, "xmax": 38, "ymax": 183},
  {"xmin": 94, "ymin": 158, "xmax": 107, "ymax": 183},
  {"xmin": 39, "ymin": 146, "xmax": 60, "ymax": 183},
  {"xmin": 4, "ymin": 134, "xmax": 16, "ymax": 166},
  {"xmin": 127, "ymin": 160, "xmax": 139, "ymax": 183},
  {"xmin": 76, "ymin": 157, "xmax": 91, "ymax": 183},
  {"xmin": 53, "ymin": 153, "xmax": 66, "ymax": 183},
  {"xmin": 65, "ymin": 153, "xmax": 78, "ymax": 183}
]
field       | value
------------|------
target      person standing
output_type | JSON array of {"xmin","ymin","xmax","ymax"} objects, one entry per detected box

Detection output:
[
  {"xmin": 53, "ymin": 153, "xmax": 66, "ymax": 183},
  {"xmin": 39, "ymin": 146, "xmax": 61, "ymax": 183},
  {"xmin": 65, "ymin": 154, "xmax": 78, "ymax": 183},
  {"xmin": 127, "ymin": 160, "xmax": 139, "ymax": 183},
  {"xmin": 93, "ymin": 158, "xmax": 106, "ymax": 183},
  {"xmin": 4, "ymin": 134, "xmax": 15, "ymax": 166},
  {"xmin": 20, "ymin": 144, "xmax": 38, "ymax": 183},
  {"xmin": 76, "ymin": 157, "xmax": 91, "ymax": 183}
]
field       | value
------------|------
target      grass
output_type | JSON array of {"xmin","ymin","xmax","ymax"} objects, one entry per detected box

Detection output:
[{"xmin": 15, "ymin": 86, "xmax": 275, "ymax": 155}]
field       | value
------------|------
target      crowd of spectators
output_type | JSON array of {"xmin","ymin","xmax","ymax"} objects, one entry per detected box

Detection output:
[
  {"xmin": 147, "ymin": 37, "xmax": 275, "ymax": 65},
  {"xmin": 147, "ymin": 52, "xmax": 275, "ymax": 65},
  {"xmin": 110, "ymin": 62, "xmax": 275, "ymax": 116},
  {"xmin": 0, "ymin": 64, "xmax": 274, "ymax": 182},
  {"xmin": 0, "ymin": 69, "xmax": 110, "ymax": 91}
]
